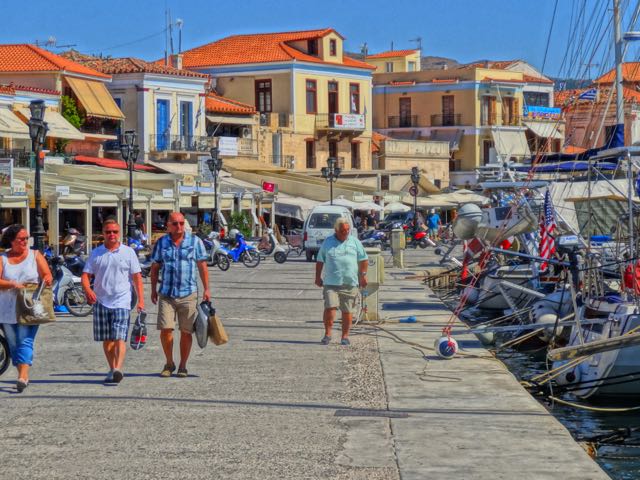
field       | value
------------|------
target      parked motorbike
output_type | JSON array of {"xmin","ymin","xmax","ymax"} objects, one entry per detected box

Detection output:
[
  {"xmin": 403, "ymin": 225, "xmax": 434, "ymax": 249},
  {"xmin": 202, "ymin": 232, "xmax": 231, "ymax": 271},
  {"xmin": 48, "ymin": 254, "xmax": 93, "ymax": 317},
  {"xmin": 217, "ymin": 232, "xmax": 261, "ymax": 268},
  {"xmin": 61, "ymin": 228, "xmax": 87, "ymax": 256},
  {"xmin": 258, "ymin": 228, "xmax": 288, "ymax": 264},
  {"xmin": 360, "ymin": 229, "xmax": 388, "ymax": 249}
]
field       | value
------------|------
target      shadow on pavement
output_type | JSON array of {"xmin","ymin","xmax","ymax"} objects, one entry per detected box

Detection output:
[{"xmin": 244, "ymin": 339, "xmax": 320, "ymax": 345}]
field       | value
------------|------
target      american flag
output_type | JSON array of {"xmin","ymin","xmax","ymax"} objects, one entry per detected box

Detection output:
[{"xmin": 539, "ymin": 189, "xmax": 556, "ymax": 270}]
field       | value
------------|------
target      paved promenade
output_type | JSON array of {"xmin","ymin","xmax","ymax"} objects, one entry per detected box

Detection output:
[{"xmin": 0, "ymin": 250, "xmax": 609, "ymax": 479}]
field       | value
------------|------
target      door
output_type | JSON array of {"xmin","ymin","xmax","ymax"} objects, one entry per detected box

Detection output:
[
  {"xmin": 329, "ymin": 140, "xmax": 338, "ymax": 160},
  {"xmin": 328, "ymin": 81, "xmax": 338, "ymax": 127},
  {"xmin": 483, "ymin": 139, "xmax": 494, "ymax": 165},
  {"xmin": 399, "ymin": 97, "xmax": 412, "ymax": 127},
  {"xmin": 351, "ymin": 142, "xmax": 360, "ymax": 169},
  {"xmin": 442, "ymin": 95, "xmax": 454, "ymax": 126},
  {"xmin": 179, "ymin": 101, "xmax": 193, "ymax": 148},
  {"xmin": 156, "ymin": 99, "xmax": 170, "ymax": 151}
]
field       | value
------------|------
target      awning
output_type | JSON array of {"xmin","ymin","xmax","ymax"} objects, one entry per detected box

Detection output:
[
  {"xmin": 74, "ymin": 155, "xmax": 160, "ymax": 172},
  {"xmin": 429, "ymin": 129, "xmax": 463, "ymax": 151},
  {"xmin": 274, "ymin": 196, "xmax": 320, "ymax": 221},
  {"xmin": 65, "ymin": 77, "xmax": 125, "ymax": 120},
  {"xmin": 524, "ymin": 121, "xmax": 563, "ymax": 140},
  {"xmin": 0, "ymin": 108, "xmax": 30, "ymax": 140},
  {"xmin": 19, "ymin": 108, "xmax": 85, "ymax": 140},
  {"xmin": 491, "ymin": 129, "xmax": 531, "ymax": 159},
  {"xmin": 206, "ymin": 114, "xmax": 254, "ymax": 126}
]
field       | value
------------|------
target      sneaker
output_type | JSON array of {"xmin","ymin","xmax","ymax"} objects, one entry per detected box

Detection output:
[
  {"xmin": 16, "ymin": 379, "xmax": 28, "ymax": 393},
  {"xmin": 176, "ymin": 367, "xmax": 188, "ymax": 378},
  {"xmin": 104, "ymin": 370, "xmax": 114, "ymax": 383},
  {"xmin": 160, "ymin": 364, "xmax": 176, "ymax": 378},
  {"xmin": 112, "ymin": 370, "xmax": 124, "ymax": 384},
  {"xmin": 341, "ymin": 338, "xmax": 351, "ymax": 346},
  {"xmin": 320, "ymin": 335, "xmax": 331, "ymax": 345}
]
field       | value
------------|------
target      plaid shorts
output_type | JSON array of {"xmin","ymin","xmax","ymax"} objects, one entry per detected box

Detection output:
[{"xmin": 93, "ymin": 303, "xmax": 132, "ymax": 341}]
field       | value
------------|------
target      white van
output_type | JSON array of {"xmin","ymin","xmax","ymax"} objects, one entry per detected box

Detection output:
[{"xmin": 303, "ymin": 205, "xmax": 356, "ymax": 261}]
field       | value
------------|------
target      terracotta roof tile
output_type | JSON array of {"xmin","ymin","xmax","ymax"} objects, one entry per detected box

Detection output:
[
  {"xmin": 481, "ymin": 77, "xmax": 525, "ymax": 84},
  {"xmin": 177, "ymin": 29, "xmax": 376, "ymax": 70},
  {"xmin": 0, "ymin": 44, "xmax": 110, "ymax": 79},
  {"xmin": 205, "ymin": 92, "xmax": 255, "ymax": 114},
  {"xmin": 523, "ymin": 74, "xmax": 554, "ymax": 84},
  {"xmin": 388, "ymin": 80, "xmax": 416, "ymax": 86},
  {"xmin": 365, "ymin": 49, "xmax": 418, "ymax": 59},
  {"xmin": 0, "ymin": 84, "xmax": 14, "ymax": 95},
  {"xmin": 431, "ymin": 78, "xmax": 459, "ymax": 84},
  {"xmin": 555, "ymin": 86, "xmax": 640, "ymax": 107},
  {"xmin": 60, "ymin": 51, "xmax": 209, "ymax": 79},
  {"xmin": 463, "ymin": 60, "xmax": 519, "ymax": 69},
  {"xmin": 595, "ymin": 63, "xmax": 640, "ymax": 83},
  {"xmin": 12, "ymin": 84, "xmax": 60, "ymax": 95}
]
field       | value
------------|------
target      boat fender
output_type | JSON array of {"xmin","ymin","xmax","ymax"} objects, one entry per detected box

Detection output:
[
  {"xmin": 554, "ymin": 364, "xmax": 581, "ymax": 386},
  {"xmin": 435, "ymin": 336, "xmax": 458, "ymax": 359}
]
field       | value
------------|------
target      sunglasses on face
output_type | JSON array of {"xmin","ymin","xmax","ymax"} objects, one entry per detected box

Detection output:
[
  {"xmin": 170, "ymin": 221, "xmax": 185, "ymax": 226},
  {"xmin": 15, "ymin": 236, "xmax": 29, "ymax": 241},
  {"xmin": 104, "ymin": 230, "xmax": 120, "ymax": 235}
]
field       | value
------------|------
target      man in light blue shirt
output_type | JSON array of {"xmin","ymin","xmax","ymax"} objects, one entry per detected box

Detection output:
[{"xmin": 315, "ymin": 217, "xmax": 368, "ymax": 346}]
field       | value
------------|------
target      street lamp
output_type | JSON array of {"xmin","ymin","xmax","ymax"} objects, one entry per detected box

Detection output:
[
  {"xmin": 410, "ymin": 166, "xmax": 420, "ymax": 220},
  {"xmin": 207, "ymin": 147, "xmax": 223, "ymax": 232},
  {"xmin": 120, "ymin": 130, "xmax": 140, "ymax": 240},
  {"xmin": 28, "ymin": 100, "xmax": 49, "ymax": 252},
  {"xmin": 321, "ymin": 157, "xmax": 341, "ymax": 205}
]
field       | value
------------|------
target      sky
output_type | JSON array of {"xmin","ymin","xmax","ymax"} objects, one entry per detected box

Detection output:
[{"xmin": 3, "ymin": 0, "xmax": 640, "ymax": 80}]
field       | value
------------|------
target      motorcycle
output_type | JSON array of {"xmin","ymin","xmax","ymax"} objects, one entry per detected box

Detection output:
[
  {"xmin": 217, "ymin": 233, "xmax": 261, "ymax": 269},
  {"xmin": 48, "ymin": 254, "xmax": 93, "ymax": 317},
  {"xmin": 202, "ymin": 232, "xmax": 231, "ymax": 271},
  {"xmin": 61, "ymin": 228, "xmax": 87, "ymax": 256},
  {"xmin": 403, "ymin": 225, "xmax": 434, "ymax": 249},
  {"xmin": 360, "ymin": 229, "xmax": 388, "ymax": 249},
  {"xmin": 258, "ymin": 228, "xmax": 288, "ymax": 264}
]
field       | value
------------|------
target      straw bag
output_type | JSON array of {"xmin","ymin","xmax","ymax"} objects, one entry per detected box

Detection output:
[
  {"xmin": 16, "ymin": 281, "xmax": 56, "ymax": 325},
  {"xmin": 202, "ymin": 301, "xmax": 228, "ymax": 346}
]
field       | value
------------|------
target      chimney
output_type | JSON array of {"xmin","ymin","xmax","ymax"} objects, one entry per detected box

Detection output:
[
  {"xmin": 442, "ymin": 64, "xmax": 448, "ymax": 70},
  {"xmin": 170, "ymin": 54, "xmax": 183, "ymax": 70}
]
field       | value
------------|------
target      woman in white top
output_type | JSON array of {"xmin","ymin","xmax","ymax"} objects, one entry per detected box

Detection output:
[{"xmin": 0, "ymin": 224, "xmax": 52, "ymax": 392}]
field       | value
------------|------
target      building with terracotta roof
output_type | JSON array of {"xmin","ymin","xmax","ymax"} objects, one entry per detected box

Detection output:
[
  {"xmin": 177, "ymin": 28, "xmax": 375, "ymax": 172},
  {"xmin": 60, "ymin": 51, "xmax": 210, "ymax": 163},
  {"xmin": 365, "ymin": 50, "xmax": 421, "ymax": 73},
  {"xmin": 372, "ymin": 66, "xmax": 564, "ymax": 185}
]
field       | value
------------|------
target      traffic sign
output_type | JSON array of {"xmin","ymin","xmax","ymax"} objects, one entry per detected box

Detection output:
[{"xmin": 409, "ymin": 186, "xmax": 418, "ymax": 197}]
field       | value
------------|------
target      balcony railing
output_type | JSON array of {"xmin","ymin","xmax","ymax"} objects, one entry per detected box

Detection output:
[
  {"xmin": 431, "ymin": 113, "xmax": 462, "ymax": 127},
  {"xmin": 387, "ymin": 115, "xmax": 418, "ymax": 128},
  {"xmin": 270, "ymin": 155, "xmax": 296, "ymax": 169},
  {"xmin": 480, "ymin": 114, "xmax": 521, "ymax": 127},
  {"xmin": 149, "ymin": 134, "xmax": 216, "ymax": 153},
  {"xmin": 80, "ymin": 124, "xmax": 120, "ymax": 137},
  {"xmin": 316, "ymin": 113, "xmax": 366, "ymax": 131},
  {"xmin": 0, "ymin": 148, "xmax": 30, "ymax": 168}
]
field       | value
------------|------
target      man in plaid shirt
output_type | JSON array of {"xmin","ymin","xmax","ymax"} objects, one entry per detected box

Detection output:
[{"xmin": 150, "ymin": 212, "xmax": 210, "ymax": 378}]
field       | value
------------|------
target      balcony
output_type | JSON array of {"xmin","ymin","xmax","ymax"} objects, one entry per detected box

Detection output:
[
  {"xmin": 480, "ymin": 114, "xmax": 522, "ymax": 127},
  {"xmin": 149, "ymin": 134, "xmax": 216, "ymax": 153},
  {"xmin": 387, "ymin": 115, "xmax": 418, "ymax": 128},
  {"xmin": 316, "ymin": 113, "xmax": 365, "ymax": 131},
  {"xmin": 430, "ymin": 113, "xmax": 462, "ymax": 127}
]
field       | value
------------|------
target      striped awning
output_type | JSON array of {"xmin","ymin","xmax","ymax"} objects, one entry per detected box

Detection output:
[
  {"xmin": 0, "ymin": 107, "xmax": 30, "ymax": 140},
  {"xmin": 65, "ymin": 77, "xmax": 124, "ymax": 120}
]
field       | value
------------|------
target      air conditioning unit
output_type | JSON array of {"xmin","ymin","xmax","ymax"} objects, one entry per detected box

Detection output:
[
  {"xmin": 241, "ymin": 127, "xmax": 251, "ymax": 138},
  {"xmin": 259, "ymin": 114, "xmax": 269, "ymax": 126}
]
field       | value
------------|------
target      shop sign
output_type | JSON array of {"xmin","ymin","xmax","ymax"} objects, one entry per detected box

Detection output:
[
  {"xmin": 56, "ymin": 185, "xmax": 70, "ymax": 196},
  {"xmin": 332, "ymin": 114, "xmax": 365, "ymax": 129},
  {"xmin": 523, "ymin": 106, "xmax": 561, "ymax": 121},
  {"xmin": 162, "ymin": 189, "xmax": 173, "ymax": 198},
  {"xmin": 262, "ymin": 181, "xmax": 277, "ymax": 193},
  {"xmin": 0, "ymin": 158, "xmax": 13, "ymax": 190},
  {"xmin": 218, "ymin": 137, "xmax": 238, "ymax": 156}
]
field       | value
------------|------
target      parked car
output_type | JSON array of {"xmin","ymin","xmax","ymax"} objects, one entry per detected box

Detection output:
[
  {"xmin": 378, "ymin": 211, "xmax": 416, "ymax": 231},
  {"xmin": 302, "ymin": 205, "xmax": 355, "ymax": 262}
]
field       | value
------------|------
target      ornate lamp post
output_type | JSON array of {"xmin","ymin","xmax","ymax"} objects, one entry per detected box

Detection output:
[
  {"xmin": 207, "ymin": 147, "xmax": 223, "ymax": 232},
  {"xmin": 410, "ymin": 166, "xmax": 420, "ymax": 219},
  {"xmin": 321, "ymin": 157, "xmax": 341, "ymax": 205},
  {"xmin": 28, "ymin": 100, "xmax": 49, "ymax": 251},
  {"xmin": 120, "ymin": 130, "xmax": 140, "ymax": 240}
]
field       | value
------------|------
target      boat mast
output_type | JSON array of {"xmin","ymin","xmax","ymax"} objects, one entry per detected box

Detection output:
[{"xmin": 614, "ymin": 0, "xmax": 625, "ymax": 148}]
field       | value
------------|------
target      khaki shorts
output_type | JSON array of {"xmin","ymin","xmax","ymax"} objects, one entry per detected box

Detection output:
[
  {"xmin": 323, "ymin": 285, "xmax": 359, "ymax": 314},
  {"xmin": 157, "ymin": 293, "xmax": 198, "ymax": 333}
]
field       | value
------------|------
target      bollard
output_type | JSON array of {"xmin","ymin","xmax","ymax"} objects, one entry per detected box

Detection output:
[
  {"xmin": 390, "ymin": 228, "xmax": 405, "ymax": 268},
  {"xmin": 362, "ymin": 246, "xmax": 382, "ymax": 321}
]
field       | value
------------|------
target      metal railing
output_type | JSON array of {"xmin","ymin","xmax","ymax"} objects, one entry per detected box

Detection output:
[
  {"xmin": 387, "ymin": 115, "xmax": 418, "ymax": 128},
  {"xmin": 0, "ymin": 148, "xmax": 30, "ymax": 168},
  {"xmin": 149, "ymin": 134, "xmax": 216, "ymax": 152},
  {"xmin": 270, "ymin": 155, "xmax": 296, "ymax": 169},
  {"xmin": 80, "ymin": 124, "xmax": 120, "ymax": 136},
  {"xmin": 480, "ymin": 114, "xmax": 521, "ymax": 126},
  {"xmin": 431, "ymin": 113, "xmax": 462, "ymax": 126}
]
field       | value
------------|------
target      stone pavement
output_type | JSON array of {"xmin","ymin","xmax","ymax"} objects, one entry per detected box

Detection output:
[{"xmin": 0, "ymin": 250, "xmax": 609, "ymax": 479}]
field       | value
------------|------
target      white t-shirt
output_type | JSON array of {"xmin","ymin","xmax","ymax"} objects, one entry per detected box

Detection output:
[{"xmin": 83, "ymin": 244, "xmax": 141, "ymax": 310}]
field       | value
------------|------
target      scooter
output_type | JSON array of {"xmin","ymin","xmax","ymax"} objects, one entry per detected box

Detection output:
[
  {"xmin": 48, "ymin": 254, "xmax": 93, "ymax": 317},
  {"xmin": 360, "ymin": 229, "xmax": 388, "ymax": 249},
  {"xmin": 403, "ymin": 225, "xmax": 434, "ymax": 249},
  {"xmin": 258, "ymin": 228, "xmax": 288, "ymax": 264},
  {"xmin": 217, "ymin": 233, "xmax": 261, "ymax": 269},
  {"xmin": 203, "ymin": 232, "xmax": 231, "ymax": 271},
  {"xmin": 61, "ymin": 228, "xmax": 87, "ymax": 256}
]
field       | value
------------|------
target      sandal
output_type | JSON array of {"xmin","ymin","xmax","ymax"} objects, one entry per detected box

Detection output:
[
  {"xmin": 16, "ymin": 379, "xmax": 28, "ymax": 393},
  {"xmin": 176, "ymin": 367, "xmax": 188, "ymax": 378},
  {"xmin": 160, "ymin": 364, "xmax": 176, "ymax": 378}
]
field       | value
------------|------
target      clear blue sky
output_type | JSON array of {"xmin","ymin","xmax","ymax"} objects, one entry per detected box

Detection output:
[{"xmin": 4, "ymin": 0, "xmax": 640, "ymax": 80}]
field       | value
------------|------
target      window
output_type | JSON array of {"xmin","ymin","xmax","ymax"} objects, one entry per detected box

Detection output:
[
  {"xmin": 351, "ymin": 142, "xmax": 360, "ymax": 169},
  {"xmin": 306, "ymin": 140, "xmax": 315, "ymax": 168},
  {"xmin": 483, "ymin": 139, "xmax": 495, "ymax": 164},
  {"xmin": 399, "ymin": 97, "xmax": 412, "ymax": 127},
  {"xmin": 306, "ymin": 80, "xmax": 317, "ymax": 114},
  {"xmin": 308, "ymin": 39, "xmax": 318, "ymax": 55},
  {"xmin": 441, "ymin": 95, "xmax": 454, "ymax": 126},
  {"xmin": 385, "ymin": 62, "xmax": 394, "ymax": 73},
  {"xmin": 524, "ymin": 91, "xmax": 550, "ymax": 107},
  {"xmin": 481, "ymin": 96, "xmax": 497, "ymax": 125},
  {"xmin": 255, "ymin": 79, "xmax": 272, "ymax": 113},
  {"xmin": 349, "ymin": 83, "xmax": 360, "ymax": 114},
  {"xmin": 179, "ymin": 101, "xmax": 193, "ymax": 139},
  {"xmin": 329, "ymin": 39, "xmax": 337, "ymax": 56},
  {"xmin": 381, "ymin": 175, "xmax": 390, "ymax": 190},
  {"xmin": 329, "ymin": 140, "xmax": 338, "ymax": 159},
  {"xmin": 408, "ymin": 61, "xmax": 416, "ymax": 72}
]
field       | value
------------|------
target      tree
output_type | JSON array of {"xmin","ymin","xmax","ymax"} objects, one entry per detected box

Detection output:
[{"xmin": 228, "ymin": 211, "xmax": 252, "ymax": 238}]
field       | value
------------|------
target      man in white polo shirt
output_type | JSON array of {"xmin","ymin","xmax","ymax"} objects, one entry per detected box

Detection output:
[{"xmin": 81, "ymin": 219, "xmax": 144, "ymax": 384}]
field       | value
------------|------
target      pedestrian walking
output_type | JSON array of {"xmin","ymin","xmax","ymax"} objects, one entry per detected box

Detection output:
[
  {"xmin": 427, "ymin": 209, "xmax": 441, "ymax": 239},
  {"xmin": 81, "ymin": 219, "xmax": 144, "ymax": 384},
  {"xmin": 150, "ymin": 212, "xmax": 210, "ymax": 378},
  {"xmin": 315, "ymin": 217, "xmax": 368, "ymax": 346},
  {"xmin": 0, "ymin": 224, "xmax": 53, "ymax": 392}
]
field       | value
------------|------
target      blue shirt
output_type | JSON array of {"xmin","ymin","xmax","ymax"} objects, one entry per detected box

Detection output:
[
  {"xmin": 428, "ymin": 213, "xmax": 441, "ymax": 229},
  {"xmin": 317, "ymin": 234, "xmax": 368, "ymax": 287},
  {"xmin": 84, "ymin": 244, "xmax": 141, "ymax": 310},
  {"xmin": 151, "ymin": 232, "xmax": 207, "ymax": 298}
]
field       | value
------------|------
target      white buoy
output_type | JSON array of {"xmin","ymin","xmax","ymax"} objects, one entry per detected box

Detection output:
[{"xmin": 435, "ymin": 336, "xmax": 459, "ymax": 359}]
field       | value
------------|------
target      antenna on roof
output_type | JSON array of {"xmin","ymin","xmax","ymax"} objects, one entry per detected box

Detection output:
[
  {"xmin": 164, "ymin": 8, "xmax": 169, "ymax": 66},
  {"xmin": 34, "ymin": 36, "xmax": 77, "ymax": 50},
  {"xmin": 409, "ymin": 36, "xmax": 422, "ymax": 52},
  {"xmin": 360, "ymin": 42, "xmax": 368, "ymax": 57},
  {"xmin": 168, "ymin": 10, "xmax": 174, "ymax": 56},
  {"xmin": 176, "ymin": 18, "xmax": 183, "ymax": 54},
  {"xmin": 390, "ymin": 41, "xmax": 394, "ymax": 51}
]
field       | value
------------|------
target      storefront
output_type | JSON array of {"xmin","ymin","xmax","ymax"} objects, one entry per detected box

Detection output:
[{"xmin": 0, "ymin": 195, "xmax": 29, "ymax": 231}]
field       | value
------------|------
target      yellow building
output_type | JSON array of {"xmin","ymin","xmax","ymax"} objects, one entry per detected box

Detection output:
[
  {"xmin": 373, "ymin": 67, "xmax": 545, "ymax": 184},
  {"xmin": 365, "ymin": 49, "xmax": 421, "ymax": 73},
  {"xmin": 178, "ymin": 28, "xmax": 375, "ymax": 172}
]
